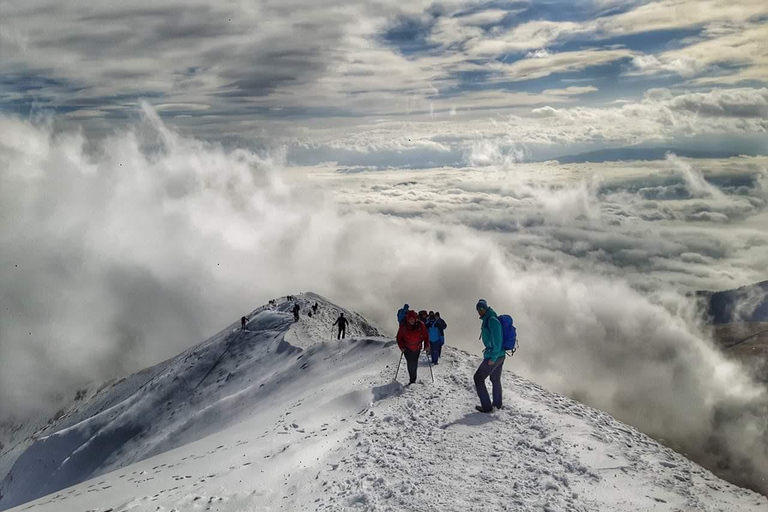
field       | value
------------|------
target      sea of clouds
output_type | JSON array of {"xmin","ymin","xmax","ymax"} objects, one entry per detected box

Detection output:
[{"xmin": 1, "ymin": 107, "xmax": 767, "ymax": 491}]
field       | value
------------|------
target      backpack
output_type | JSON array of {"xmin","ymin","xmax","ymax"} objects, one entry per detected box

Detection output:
[
  {"xmin": 498, "ymin": 315, "xmax": 517, "ymax": 353},
  {"xmin": 426, "ymin": 321, "xmax": 441, "ymax": 343}
]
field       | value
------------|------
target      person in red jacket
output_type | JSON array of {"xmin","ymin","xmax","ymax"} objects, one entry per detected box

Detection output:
[{"xmin": 397, "ymin": 310, "xmax": 431, "ymax": 385}]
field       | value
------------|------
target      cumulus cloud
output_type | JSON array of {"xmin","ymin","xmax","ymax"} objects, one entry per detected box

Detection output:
[
  {"xmin": 462, "ymin": 138, "xmax": 528, "ymax": 167},
  {"xmin": 631, "ymin": 53, "xmax": 701, "ymax": 78},
  {"xmin": 666, "ymin": 153, "xmax": 726, "ymax": 198}
]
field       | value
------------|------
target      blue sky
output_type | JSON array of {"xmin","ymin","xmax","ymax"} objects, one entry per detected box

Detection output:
[{"xmin": 0, "ymin": 0, "xmax": 766, "ymax": 164}]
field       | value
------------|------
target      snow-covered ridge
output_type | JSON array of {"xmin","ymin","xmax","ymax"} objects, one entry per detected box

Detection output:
[
  {"xmin": 1, "ymin": 293, "xmax": 766, "ymax": 511},
  {"xmin": 0, "ymin": 293, "xmax": 377, "ymax": 510}
]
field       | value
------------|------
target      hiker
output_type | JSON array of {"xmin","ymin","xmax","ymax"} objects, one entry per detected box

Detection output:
[
  {"xmin": 396, "ymin": 303, "xmax": 410, "ymax": 325},
  {"xmin": 333, "ymin": 313, "xmax": 349, "ymax": 339},
  {"xmin": 241, "ymin": 316, "xmax": 248, "ymax": 329},
  {"xmin": 435, "ymin": 312, "xmax": 447, "ymax": 343},
  {"xmin": 474, "ymin": 299, "xmax": 505, "ymax": 413},
  {"xmin": 396, "ymin": 310, "xmax": 430, "ymax": 385},
  {"xmin": 308, "ymin": 310, "xmax": 313, "ymax": 318},
  {"xmin": 418, "ymin": 310, "xmax": 428, "ymax": 324},
  {"xmin": 292, "ymin": 303, "xmax": 300, "ymax": 322},
  {"xmin": 312, "ymin": 302, "xmax": 319, "ymax": 314},
  {"xmin": 427, "ymin": 312, "xmax": 447, "ymax": 365}
]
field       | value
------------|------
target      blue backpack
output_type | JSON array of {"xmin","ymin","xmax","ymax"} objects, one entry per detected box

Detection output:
[{"xmin": 498, "ymin": 315, "xmax": 517, "ymax": 352}]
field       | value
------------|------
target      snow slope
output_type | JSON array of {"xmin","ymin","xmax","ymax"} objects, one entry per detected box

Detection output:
[{"xmin": 2, "ymin": 294, "xmax": 767, "ymax": 512}]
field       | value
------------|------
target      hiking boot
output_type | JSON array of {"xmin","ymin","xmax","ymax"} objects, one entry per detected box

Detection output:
[
  {"xmin": 475, "ymin": 406, "xmax": 493, "ymax": 413},
  {"xmin": 494, "ymin": 404, "xmax": 503, "ymax": 410}
]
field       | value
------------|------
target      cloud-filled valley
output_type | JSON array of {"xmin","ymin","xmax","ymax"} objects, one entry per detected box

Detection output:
[{"xmin": 1, "ymin": 109, "xmax": 768, "ymax": 492}]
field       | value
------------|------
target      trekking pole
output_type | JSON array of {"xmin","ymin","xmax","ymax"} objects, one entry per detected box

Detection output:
[
  {"xmin": 424, "ymin": 351, "xmax": 434, "ymax": 383},
  {"xmin": 394, "ymin": 352, "xmax": 403, "ymax": 382}
]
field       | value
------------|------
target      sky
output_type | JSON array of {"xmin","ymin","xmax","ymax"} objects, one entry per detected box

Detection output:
[
  {"xmin": 1, "ymin": 0, "xmax": 767, "ymax": 164},
  {"xmin": 1, "ymin": 0, "xmax": 768, "ymax": 493}
]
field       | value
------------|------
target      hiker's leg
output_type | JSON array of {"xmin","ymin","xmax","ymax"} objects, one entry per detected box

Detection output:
[
  {"xmin": 404, "ymin": 349, "xmax": 419, "ymax": 383},
  {"xmin": 474, "ymin": 360, "xmax": 493, "ymax": 411},
  {"xmin": 490, "ymin": 357, "xmax": 505, "ymax": 408}
]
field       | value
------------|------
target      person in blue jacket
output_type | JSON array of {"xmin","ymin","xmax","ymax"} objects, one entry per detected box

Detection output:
[
  {"xmin": 397, "ymin": 304, "xmax": 410, "ymax": 325},
  {"xmin": 426, "ymin": 312, "xmax": 445, "ymax": 364},
  {"xmin": 474, "ymin": 299, "xmax": 505, "ymax": 413}
]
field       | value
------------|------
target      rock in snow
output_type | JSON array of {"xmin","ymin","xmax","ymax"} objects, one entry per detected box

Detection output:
[{"xmin": 0, "ymin": 293, "xmax": 765, "ymax": 511}]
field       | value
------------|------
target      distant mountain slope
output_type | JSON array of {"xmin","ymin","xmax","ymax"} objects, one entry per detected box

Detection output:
[
  {"xmin": 548, "ymin": 147, "xmax": 754, "ymax": 164},
  {"xmin": 699, "ymin": 281, "xmax": 768, "ymax": 384},
  {"xmin": 2, "ymin": 294, "xmax": 766, "ymax": 512},
  {"xmin": 698, "ymin": 281, "xmax": 768, "ymax": 324}
]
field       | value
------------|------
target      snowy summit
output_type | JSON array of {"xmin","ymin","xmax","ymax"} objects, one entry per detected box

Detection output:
[{"xmin": 0, "ymin": 293, "xmax": 765, "ymax": 512}]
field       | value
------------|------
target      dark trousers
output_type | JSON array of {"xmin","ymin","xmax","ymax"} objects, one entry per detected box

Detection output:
[
  {"xmin": 337, "ymin": 326, "xmax": 346, "ymax": 339},
  {"xmin": 430, "ymin": 342, "xmax": 443, "ymax": 364},
  {"xmin": 403, "ymin": 349, "xmax": 420, "ymax": 383},
  {"xmin": 474, "ymin": 357, "xmax": 505, "ymax": 410}
]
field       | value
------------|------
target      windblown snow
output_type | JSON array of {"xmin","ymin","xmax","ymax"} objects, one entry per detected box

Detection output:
[{"xmin": 0, "ymin": 293, "xmax": 765, "ymax": 511}]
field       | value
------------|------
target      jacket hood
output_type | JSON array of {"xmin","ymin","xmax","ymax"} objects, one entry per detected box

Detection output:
[{"xmin": 405, "ymin": 310, "xmax": 419, "ymax": 323}]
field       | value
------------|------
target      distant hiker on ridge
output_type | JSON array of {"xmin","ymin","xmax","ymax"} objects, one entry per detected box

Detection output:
[
  {"xmin": 312, "ymin": 302, "xmax": 319, "ymax": 314},
  {"xmin": 292, "ymin": 303, "xmax": 300, "ymax": 322},
  {"xmin": 333, "ymin": 313, "xmax": 349, "ymax": 340},
  {"xmin": 474, "ymin": 299, "xmax": 505, "ymax": 413},
  {"xmin": 241, "ymin": 316, "xmax": 248, "ymax": 329},
  {"xmin": 396, "ymin": 310, "xmax": 430, "ymax": 385},
  {"xmin": 397, "ymin": 303, "xmax": 410, "ymax": 325}
]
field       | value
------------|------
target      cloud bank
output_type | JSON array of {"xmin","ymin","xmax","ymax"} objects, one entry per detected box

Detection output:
[{"xmin": 1, "ymin": 111, "xmax": 768, "ymax": 492}]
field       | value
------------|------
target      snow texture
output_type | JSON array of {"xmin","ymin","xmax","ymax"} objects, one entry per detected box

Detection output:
[{"xmin": 0, "ymin": 293, "xmax": 765, "ymax": 512}]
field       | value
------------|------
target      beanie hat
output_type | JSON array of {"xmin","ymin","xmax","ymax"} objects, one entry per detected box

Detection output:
[{"xmin": 476, "ymin": 299, "xmax": 488, "ymax": 310}]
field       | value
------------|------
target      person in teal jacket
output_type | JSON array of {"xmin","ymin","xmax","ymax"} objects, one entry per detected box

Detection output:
[{"xmin": 474, "ymin": 299, "xmax": 506, "ymax": 413}]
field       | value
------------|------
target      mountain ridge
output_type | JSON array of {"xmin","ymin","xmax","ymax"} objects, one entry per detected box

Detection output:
[{"xmin": 1, "ymin": 293, "xmax": 766, "ymax": 511}]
